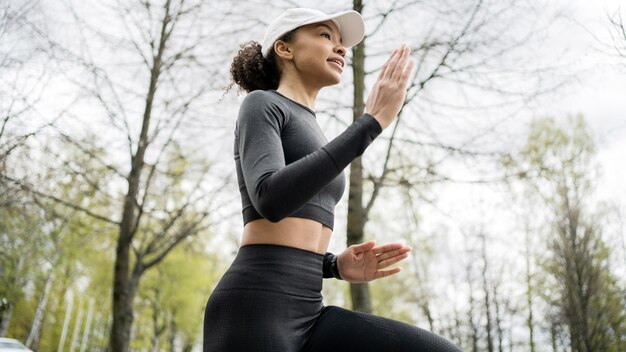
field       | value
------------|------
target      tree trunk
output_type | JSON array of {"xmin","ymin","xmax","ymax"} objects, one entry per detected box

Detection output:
[
  {"xmin": 1, "ymin": 249, "xmax": 24, "ymax": 337},
  {"xmin": 347, "ymin": 0, "xmax": 372, "ymax": 314},
  {"xmin": 550, "ymin": 320, "xmax": 557, "ymax": 352},
  {"xmin": 168, "ymin": 309, "xmax": 177, "ymax": 352},
  {"xmin": 109, "ymin": 232, "xmax": 135, "ymax": 352},
  {"xmin": 492, "ymin": 284, "xmax": 504, "ymax": 352},
  {"xmin": 26, "ymin": 271, "xmax": 53, "ymax": 350},
  {"xmin": 150, "ymin": 286, "xmax": 164, "ymax": 352},
  {"xmin": 467, "ymin": 262, "xmax": 478, "ymax": 352},
  {"xmin": 79, "ymin": 298, "xmax": 95, "ymax": 352},
  {"xmin": 480, "ymin": 233, "xmax": 494, "ymax": 352},
  {"xmin": 0, "ymin": 303, "xmax": 14, "ymax": 337},
  {"xmin": 69, "ymin": 299, "xmax": 84, "ymax": 352},
  {"xmin": 525, "ymin": 225, "xmax": 536, "ymax": 352},
  {"xmin": 58, "ymin": 291, "xmax": 73, "ymax": 352},
  {"xmin": 109, "ymin": 2, "xmax": 170, "ymax": 350}
]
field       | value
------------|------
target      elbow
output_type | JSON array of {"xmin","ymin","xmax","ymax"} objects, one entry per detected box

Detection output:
[
  {"xmin": 257, "ymin": 208, "xmax": 285, "ymax": 223},
  {"xmin": 254, "ymin": 199, "xmax": 286, "ymax": 223},
  {"xmin": 251, "ymin": 181, "xmax": 287, "ymax": 223},
  {"xmin": 264, "ymin": 213, "xmax": 284, "ymax": 223}
]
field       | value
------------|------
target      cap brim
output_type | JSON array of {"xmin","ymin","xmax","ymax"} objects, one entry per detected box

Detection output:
[{"xmin": 301, "ymin": 10, "xmax": 365, "ymax": 48}]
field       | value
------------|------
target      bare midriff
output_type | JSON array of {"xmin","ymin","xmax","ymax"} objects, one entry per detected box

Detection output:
[{"xmin": 240, "ymin": 217, "xmax": 332, "ymax": 254}]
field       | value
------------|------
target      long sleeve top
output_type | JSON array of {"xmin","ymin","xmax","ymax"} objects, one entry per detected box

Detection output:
[{"xmin": 234, "ymin": 89, "xmax": 383, "ymax": 231}]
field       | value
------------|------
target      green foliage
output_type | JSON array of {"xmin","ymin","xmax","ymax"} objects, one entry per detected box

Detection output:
[
  {"xmin": 1, "ymin": 136, "xmax": 119, "ymax": 348},
  {"xmin": 504, "ymin": 115, "xmax": 626, "ymax": 351},
  {"xmin": 132, "ymin": 243, "xmax": 224, "ymax": 350},
  {"xmin": 370, "ymin": 270, "xmax": 419, "ymax": 325}
]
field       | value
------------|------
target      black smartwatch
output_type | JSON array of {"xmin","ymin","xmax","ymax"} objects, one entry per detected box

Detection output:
[{"xmin": 322, "ymin": 252, "xmax": 343, "ymax": 280}]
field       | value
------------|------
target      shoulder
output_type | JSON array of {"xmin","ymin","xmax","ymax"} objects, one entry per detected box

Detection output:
[
  {"xmin": 238, "ymin": 90, "xmax": 290, "ymax": 127},
  {"xmin": 241, "ymin": 90, "xmax": 289, "ymax": 115},
  {"xmin": 242, "ymin": 89, "xmax": 274, "ymax": 104}
]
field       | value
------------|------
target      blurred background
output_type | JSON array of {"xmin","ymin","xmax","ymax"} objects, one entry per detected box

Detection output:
[{"xmin": 1, "ymin": 0, "xmax": 625, "ymax": 351}]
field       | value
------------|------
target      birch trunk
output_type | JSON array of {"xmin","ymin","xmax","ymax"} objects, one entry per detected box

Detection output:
[
  {"xmin": 26, "ymin": 271, "xmax": 54, "ymax": 349},
  {"xmin": 58, "ymin": 291, "xmax": 74, "ymax": 352},
  {"xmin": 79, "ymin": 298, "xmax": 95, "ymax": 352},
  {"xmin": 69, "ymin": 299, "xmax": 84, "ymax": 352}
]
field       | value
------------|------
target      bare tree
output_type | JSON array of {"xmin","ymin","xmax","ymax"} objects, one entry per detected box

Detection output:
[
  {"xmin": 466, "ymin": 259, "xmax": 479, "ymax": 352},
  {"xmin": 402, "ymin": 187, "xmax": 436, "ymax": 331},
  {"xmin": 342, "ymin": 0, "xmax": 564, "ymax": 312},
  {"xmin": 55, "ymin": 2, "xmax": 228, "ymax": 350},
  {"xmin": 523, "ymin": 222, "xmax": 537, "ymax": 352},
  {"xmin": 0, "ymin": 0, "xmax": 53, "ymax": 204},
  {"xmin": 606, "ymin": 6, "xmax": 626, "ymax": 63},
  {"xmin": 1, "ymin": 0, "xmax": 233, "ymax": 350},
  {"xmin": 25, "ymin": 269, "xmax": 54, "ymax": 349},
  {"xmin": 504, "ymin": 116, "xmax": 626, "ymax": 351},
  {"xmin": 479, "ymin": 230, "xmax": 494, "ymax": 352},
  {"xmin": 491, "ymin": 280, "xmax": 504, "ymax": 352}
]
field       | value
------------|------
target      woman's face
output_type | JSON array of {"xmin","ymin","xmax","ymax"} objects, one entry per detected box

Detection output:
[{"xmin": 277, "ymin": 20, "xmax": 347, "ymax": 88}]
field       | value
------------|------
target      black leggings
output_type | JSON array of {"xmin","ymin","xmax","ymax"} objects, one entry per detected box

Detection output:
[{"xmin": 203, "ymin": 244, "xmax": 462, "ymax": 352}]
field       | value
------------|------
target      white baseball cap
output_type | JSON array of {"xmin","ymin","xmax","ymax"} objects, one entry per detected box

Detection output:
[{"xmin": 261, "ymin": 8, "xmax": 365, "ymax": 58}]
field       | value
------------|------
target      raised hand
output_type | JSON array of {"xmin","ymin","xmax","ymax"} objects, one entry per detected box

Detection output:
[
  {"xmin": 365, "ymin": 43, "xmax": 415, "ymax": 130},
  {"xmin": 336, "ymin": 240, "xmax": 412, "ymax": 283}
]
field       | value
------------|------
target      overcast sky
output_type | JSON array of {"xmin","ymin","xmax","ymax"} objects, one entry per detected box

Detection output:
[{"xmin": 541, "ymin": 0, "xmax": 626, "ymax": 201}]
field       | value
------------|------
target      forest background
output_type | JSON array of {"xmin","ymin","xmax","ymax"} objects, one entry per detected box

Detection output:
[{"xmin": 1, "ymin": 0, "xmax": 625, "ymax": 351}]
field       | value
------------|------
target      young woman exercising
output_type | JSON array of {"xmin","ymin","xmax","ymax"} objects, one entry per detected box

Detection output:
[{"xmin": 203, "ymin": 7, "xmax": 462, "ymax": 352}]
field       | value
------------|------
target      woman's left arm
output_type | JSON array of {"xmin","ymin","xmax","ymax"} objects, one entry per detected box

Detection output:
[{"xmin": 335, "ymin": 241, "xmax": 411, "ymax": 283}]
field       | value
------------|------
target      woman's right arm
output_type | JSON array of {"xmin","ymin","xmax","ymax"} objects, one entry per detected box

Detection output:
[
  {"xmin": 239, "ymin": 44, "xmax": 414, "ymax": 222},
  {"xmin": 238, "ymin": 91, "xmax": 382, "ymax": 222}
]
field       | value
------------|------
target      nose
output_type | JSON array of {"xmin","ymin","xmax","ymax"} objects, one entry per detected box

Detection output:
[{"xmin": 335, "ymin": 44, "xmax": 346, "ymax": 57}]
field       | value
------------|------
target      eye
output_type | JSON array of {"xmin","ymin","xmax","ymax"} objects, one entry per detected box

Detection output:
[{"xmin": 321, "ymin": 32, "xmax": 331, "ymax": 40}]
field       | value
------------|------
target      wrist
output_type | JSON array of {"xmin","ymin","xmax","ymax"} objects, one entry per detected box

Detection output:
[
  {"xmin": 364, "ymin": 112, "xmax": 385, "ymax": 131},
  {"xmin": 322, "ymin": 252, "xmax": 343, "ymax": 280}
]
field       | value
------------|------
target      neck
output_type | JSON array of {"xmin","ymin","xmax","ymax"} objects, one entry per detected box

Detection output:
[{"xmin": 276, "ymin": 79, "xmax": 320, "ymax": 112}]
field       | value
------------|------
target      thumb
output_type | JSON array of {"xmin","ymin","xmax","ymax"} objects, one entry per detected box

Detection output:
[{"xmin": 352, "ymin": 240, "xmax": 376, "ymax": 254}]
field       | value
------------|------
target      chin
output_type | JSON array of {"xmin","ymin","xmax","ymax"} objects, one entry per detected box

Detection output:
[
  {"xmin": 326, "ymin": 72, "xmax": 342, "ymax": 86},
  {"xmin": 321, "ymin": 80, "xmax": 340, "ymax": 89},
  {"xmin": 313, "ymin": 70, "xmax": 342, "ymax": 88}
]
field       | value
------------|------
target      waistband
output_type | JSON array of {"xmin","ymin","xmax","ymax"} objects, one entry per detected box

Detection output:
[{"xmin": 215, "ymin": 243, "xmax": 324, "ymax": 298}]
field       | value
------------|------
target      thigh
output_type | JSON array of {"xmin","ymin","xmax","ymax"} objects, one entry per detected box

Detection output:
[
  {"xmin": 203, "ymin": 289, "xmax": 292, "ymax": 352},
  {"xmin": 302, "ymin": 306, "xmax": 462, "ymax": 352}
]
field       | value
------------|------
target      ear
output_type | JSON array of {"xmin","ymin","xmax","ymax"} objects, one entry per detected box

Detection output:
[{"xmin": 274, "ymin": 40, "xmax": 293, "ymax": 61}]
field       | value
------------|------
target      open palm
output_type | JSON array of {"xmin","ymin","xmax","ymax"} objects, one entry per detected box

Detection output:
[{"xmin": 337, "ymin": 241, "xmax": 411, "ymax": 283}]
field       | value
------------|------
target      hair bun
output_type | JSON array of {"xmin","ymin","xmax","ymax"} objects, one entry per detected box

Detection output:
[{"xmin": 228, "ymin": 41, "xmax": 279, "ymax": 93}]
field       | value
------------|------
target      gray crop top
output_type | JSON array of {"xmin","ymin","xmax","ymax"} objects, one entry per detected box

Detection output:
[{"xmin": 234, "ymin": 89, "xmax": 383, "ymax": 230}]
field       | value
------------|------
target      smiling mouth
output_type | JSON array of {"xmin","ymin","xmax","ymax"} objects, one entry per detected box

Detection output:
[{"xmin": 327, "ymin": 60, "xmax": 344, "ymax": 70}]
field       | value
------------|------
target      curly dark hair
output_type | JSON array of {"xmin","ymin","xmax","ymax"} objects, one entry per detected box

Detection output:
[{"xmin": 227, "ymin": 29, "xmax": 297, "ymax": 94}]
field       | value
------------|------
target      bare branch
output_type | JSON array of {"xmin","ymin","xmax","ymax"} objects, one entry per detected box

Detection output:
[
  {"xmin": 53, "ymin": 128, "xmax": 126, "ymax": 179},
  {"xmin": 364, "ymin": 0, "xmax": 426, "ymax": 38},
  {"xmin": 140, "ymin": 214, "xmax": 207, "ymax": 272},
  {"xmin": 1, "ymin": 174, "xmax": 119, "ymax": 225}
]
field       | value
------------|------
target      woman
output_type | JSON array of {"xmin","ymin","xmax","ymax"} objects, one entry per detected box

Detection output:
[{"xmin": 204, "ymin": 7, "xmax": 462, "ymax": 352}]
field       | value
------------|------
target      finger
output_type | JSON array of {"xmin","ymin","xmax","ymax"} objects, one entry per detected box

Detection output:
[
  {"xmin": 372, "ymin": 242, "xmax": 404, "ymax": 254},
  {"xmin": 378, "ymin": 247, "xmax": 410, "ymax": 259},
  {"xmin": 400, "ymin": 58, "xmax": 416, "ymax": 86},
  {"xmin": 392, "ymin": 45, "xmax": 411, "ymax": 80},
  {"xmin": 378, "ymin": 252, "xmax": 409, "ymax": 268},
  {"xmin": 376, "ymin": 247, "xmax": 409, "ymax": 263},
  {"xmin": 385, "ymin": 44, "xmax": 405, "ymax": 79},
  {"xmin": 372, "ymin": 242, "xmax": 409, "ymax": 255},
  {"xmin": 377, "ymin": 48, "xmax": 398, "ymax": 80},
  {"xmin": 352, "ymin": 240, "xmax": 376, "ymax": 254},
  {"xmin": 376, "ymin": 247, "xmax": 402, "ymax": 260},
  {"xmin": 373, "ymin": 267, "xmax": 402, "ymax": 280},
  {"xmin": 387, "ymin": 44, "xmax": 407, "ymax": 79}
]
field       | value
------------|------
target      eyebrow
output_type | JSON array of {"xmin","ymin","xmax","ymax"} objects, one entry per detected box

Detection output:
[{"xmin": 314, "ymin": 23, "xmax": 343, "ymax": 44}]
